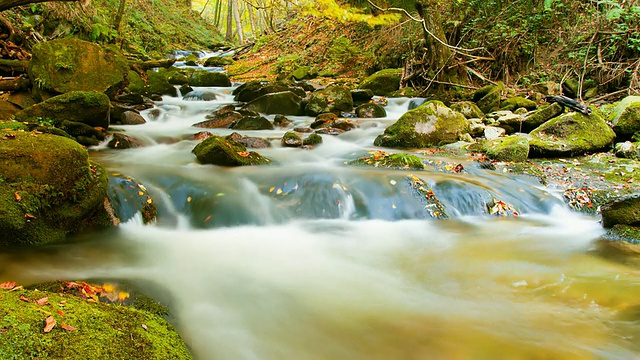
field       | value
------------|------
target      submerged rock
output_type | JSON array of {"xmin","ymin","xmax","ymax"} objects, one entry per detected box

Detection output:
[
  {"xmin": 192, "ymin": 135, "xmax": 270, "ymax": 166},
  {"xmin": 0, "ymin": 131, "xmax": 114, "ymax": 246},
  {"xmin": 108, "ymin": 174, "xmax": 156, "ymax": 224},
  {"xmin": 349, "ymin": 150, "xmax": 424, "ymax": 169},
  {"xmin": 529, "ymin": 112, "xmax": 615, "ymax": 157},
  {"xmin": 374, "ymin": 100, "xmax": 469, "ymax": 148},
  {"xmin": 357, "ymin": 68, "xmax": 402, "ymax": 96}
]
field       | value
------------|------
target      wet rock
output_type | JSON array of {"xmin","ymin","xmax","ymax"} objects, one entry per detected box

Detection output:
[
  {"xmin": 500, "ymin": 96, "xmax": 537, "ymax": 112},
  {"xmin": 273, "ymin": 114, "xmax": 293, "ymax": 128},
  {"xmin": 242, "ymin": 91, "xmax": 303, "ymax": 116},
  {"xmin": 305, "ymin": 85, "xmax": 354, "ymax": 116},
  {"xmin": 609, "ymin": 96, "xmax": 640, "ymax": 138},
  {"xmin": 483, "ymin": 135, "xmax": 529, "ymax": 162},
  {"xmin": 529, "ymin": 112, "xmax": 615, "ymax": 157},
  {"xmin": 194, "ymin": 111, "xmax": 242, "ymax": 129},
  {"xmin": 450, "ymin": 101, "xmax": 484, "ymax": 119},
  {"xmin": 374, "ymin": 100, "xmax": 469, "ymax": 148},
  {"xmin": 356, "ymin": 102, "xmax": 387, "ymax": 118},
  {"xmin": 614, "ymin": 141, "xmax": 640, "ymax": 160},
  {"xmin": 179, "ymin": 84, "xmax": 194, "ymax": 96},
  {"xmin": 227, "ymin": 132, "xmax": 271, "ymax": 148},
  {"xmin": 28, "ymin": 38, "xmax": 128, "ymax": 98},
  {"xmin": 183, "ymin": 90, "xmax": 220, "ymax": 101},
  {"xmin": 188, "ymin": 70, "xmax": 231, "ymax": 87},
  {"xmin": 349, "ymin": 151, "xmax": 424, "ymax": 169},
  {"xmin": 303, "ymin": 133, "xmax": 323, "ymax": 146},
  {"xmin": 484, "ymin": 126, "xmax": 506, "ymax": 140},
  {"xmin": 311, "ymin": 113, "xmax": 338, "ymax": 129},
  {"xmin": 408, "ymin": 98, "xmax": 427, "ymax": 110},
  {"xmin": 15, "ymin": 91, "xmax": 110, "ymax": 129},
  {"xmin": 146, "ymin": 70, "xmax": 178, "ymax": 97},
  {"xmin": 233, "ymin": 81, "xmax": 306, "ymax": 103},
  {"xmin": 601, "ymin": 194, "xmax": 640, "ymax": 228},
  {"xmin": 119, "ymin": 111, "xmax": 146, "ymax": 125},
  {"xmin": 115, "ymin": 93, "xmax": 144, "ymax": 105},
  {"xmin": 281, "ymin": 131, "xmax": 303, "ymax": 147},
  {"xmin": 315, "ymin": 127, "xmax": 345, "ymax": 135},
  {"xmin": 600, "ymin": 224, "xmax": 640, "ymax": 245},
  {"xmin": 107, "ymin": 174, "xmax": 156, "ymax": 224},
  {"xmin": 232, "ymin": 116, "xmax": 274, "ymax": 130},
  {"xmin": 294, "ymin": 127, "xmax": 312, "ymax": 133},
  {"xmin": 351, "ymin": 89, "xmax": 374, "ymax": 103},
  {"xmin": 486, "ymin": 111, "xmax": 523, "ymax": 134},
  {"xmin": 191, "ymin": 131, "xmax": 212, "ymax": 141},
  {"xmin": 184, "ymin": 53, "xmax": 200, "ymax": 66},
  {"xmin": 108, "ymin": 133, "xmax": 143, "ymax": 149},
  {"xmin": 521, "ymin": 103, "xmax": 564, "ymax": 132},
  {"xmin": 59, "ymin": 120, "xmax": 106, "ymax": 146},
  {"xmin": 192, "ymin": 135, "xmax": 270, "ymax": 166},
  {"xmin": 474, "ymin": 82, "xmax": 504, "ymax": 114},
  {"xmin": 357, "ymin": 68, "xmax": 402, "ymax": 96},
  {"xmin": 0, "ymin": 131, "xmax": 114, "ymax": 246},
  {"xmin": 203, "ymin": 56, "xmax": 234, "ymax": 67}
]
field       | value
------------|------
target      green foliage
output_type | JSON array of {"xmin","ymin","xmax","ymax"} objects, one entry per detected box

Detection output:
[{"xmin": 327, "ymin": 36, "xmax": 359, "ymax": 63}]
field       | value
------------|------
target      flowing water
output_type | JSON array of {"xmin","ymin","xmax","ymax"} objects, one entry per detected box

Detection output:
[{"xmin": 2, "ymin": 81, "xmax": 640, "ymax": 359}]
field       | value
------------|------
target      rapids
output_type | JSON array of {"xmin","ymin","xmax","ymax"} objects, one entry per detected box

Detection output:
[{"xmin": 2, "ymin": 81, "xmax": 640, "ymax": 359}]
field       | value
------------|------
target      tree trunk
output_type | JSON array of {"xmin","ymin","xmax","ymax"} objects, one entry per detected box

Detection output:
[
  {"xmin": 213, "ymin": 0, "xmax": 222, "ymax": 27},
  {"xmin": 225, "ymin": 0, "xmax": 233, "ymax": 41},
  {"xmin": 112, "ymin": 0, "xmax": 127, "ymax": 34},
  {"xmin": 0, "ymin": 76, "xmax": 30, "ymax": 91},
  {"xmin": 0, "ymin": 59, "xmax": 28, "ymax": 73},
  {"xmin": 415, "ymin": 0, "xmax": 451, "ymax": 70},
  {"xmin": 231, "ymin": 0, "xmax": 243, "ymax": 44},
  {"xmin": 0, "ymin": 0, "xmax": 79, "ymax": 12},
  {"xmin": 247, "ymin": 2, "xmax": 256, "ymax": 38}
]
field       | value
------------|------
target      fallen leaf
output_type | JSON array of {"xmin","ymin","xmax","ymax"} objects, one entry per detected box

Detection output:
[
  {"xmin": 36, "ymin": 297, "xmax": 49, "ymax": 306},
  {"xmin": 56, "ymin": 310, "xmax": 65, "ymax": 316},
  {"xmin": 141, "ymin": 324, "xmax": 148, "ymax": 330},
  {"xmin": 236, "ymin": 151, "xmax": 250, "ymax": 157},
  {"xmin": 14, "ymin": 192, "xmax": 21, "ymax": 202},
  {"xmin": 61, "ymin": 323, "xmax": 77, "ymax": 331},
  {"xmin": 19, "ymin": 295, "xmax": 30, "ymax": 302},
  {"xmin": 0, "ymin": 282, "xmax": 16, "ymax": 290},
  {"xmin": 43, "ymin": 316, "xmax": 56, "ymax": 333}
]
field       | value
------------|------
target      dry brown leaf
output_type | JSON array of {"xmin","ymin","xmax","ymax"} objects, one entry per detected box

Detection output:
[
  {"xmin": 19, "ymin": 295, "xmax": 30, "ymax": 302},
  {"xmin": 14, "ymin": 192, "xmax": 21, "ymax": 202},
  {"xmin": 0, "ymin": 281, "xmax": 16, "ymax": 290},
  {"xmin": 43, "ymin": 316, "xmax": 56, "ymax": 333},
  {"xmin": 61, "ymin": 323, "xmax": 77, "ymax": 331},
  {"xmin": 36, "ymin": 297, "xmax": 49, "ymax": 306}
]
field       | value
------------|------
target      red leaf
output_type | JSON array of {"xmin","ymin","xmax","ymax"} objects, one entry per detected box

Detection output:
[
  {"xmin": 36, "ymin": 297, "xmax": 49, "ymax": 306},
  {"xmin": 56, "ymin": 310, "xmax": 65, "ymax": 316},
  {"xmin": 43, "ymin": 316, "xmax": 56, "ymax": 333},
  {"xmin": 61, "ymin": 323, "xmax": 77, "ymax": 331},
  {"xmin": 0, "ymin": 282, "xmax": 16, "ymax": 290},
  {"xmin": 19, "ymin": 295, "xmax": 30, "ymax": 302}
]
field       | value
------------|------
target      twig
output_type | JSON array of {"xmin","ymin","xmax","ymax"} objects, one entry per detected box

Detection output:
[
  {"xmin": 465, "ymin": 66, "xmax": 497, "ymax": 85},
  {"xmin": 578, "ymin": 31, "xmax": 598, "ymax": 102},
  {"xmin": 588, "ymin": 89, "xmax": 630, "ymax": 103}
]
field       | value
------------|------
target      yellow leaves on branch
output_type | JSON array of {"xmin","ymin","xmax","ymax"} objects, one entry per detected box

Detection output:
[{"xmin": 302, "ymin": 0, "xmax": 401, "ymax": 25}]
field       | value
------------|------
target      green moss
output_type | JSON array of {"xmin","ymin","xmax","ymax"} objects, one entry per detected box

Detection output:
[
  {"xmin": 146, "ymin": 70, "xmax": 178, "ymax": 97},
  {"xmin": 0, "ymin": 120, "xmax": 29, "ymax": 131},
  {"xmin": 281, "ymin": 131, "xmax": 302, "ymax": 147},
  {"xmin": 14, "ymin": 91, "xmax": 111, "ymax": 129},
  {"xmin": 357, "ymin": 68, "xmax": 402, "ymax": 96},
  {"xmin": 0, "ymin": 288, "xmax": 191, "ymax": 360},
  {"xmin": 521, "ymin": 103, "xmax": 564, "ymax": 132},
  {"xmin": 188, "ymin": 71, "xmax": 231, "ymax": 87},
  {"xmin": 305, "ymin": 86, "xmax": 354, "ymax": 116},
  {"xmin": 242, "ymin": 91, "xmax": 303, "ymax": 116},
  {"xmin": 500, "ymin": 96, "xmax": 537, "ymax": 112},
  {"xmin": 192, "ymin": 135, "xmax": 270, "ymax": 166},
  {"xmin": 355, "ymin": 102, "xmax": 386, "ymax": 118},
  {"xmin": 613, "ymin": 102, "xmax": 640, "ymax": 137},
  {"xmin": 450, "ymin": 101, "xmax": 484, "ymax": 119},
  {"xmin": 476, "ymin": 82, "xmax": 504, "ymax": 114},
  {"xmin": 348, "ymin": 150, "xmax": 424, "ymax": 169},
  {"xmin": 303, "ymin": 133, "xmax": 323, "ymax": 146},
  {"xmin": 483, "ymin": 135, "xmax": 530, "ymax": 162}
]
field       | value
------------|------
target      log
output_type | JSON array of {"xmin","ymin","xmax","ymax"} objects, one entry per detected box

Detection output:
[
  {"xmin": 0, "ymin": 0, "xmax": 80, "ymax": 11},
  {"xmin": 0, "ymin": 77, "xmax": 30, "ymax": 92},
  {"xmin": 0, "ymin": 59, "xmax": 28, "ymax": 73},
  {"xmin": 132, "ymin": 58, "xmax": 176, "ymax": 71}
]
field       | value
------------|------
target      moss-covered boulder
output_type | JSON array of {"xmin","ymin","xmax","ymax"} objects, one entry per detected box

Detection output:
[
  {"xmin": 0, "ymin": 100, "xmax": 20, "ymax": 120},
  {"xmin": 0, "ymin": 131, "xmax": 113, "ymax": 246},
  {"xmin": 373, "ymin": 100, "xmax": 469, "ymax": 148},
  {"xmin": 450, "ymin": 101, "xmax": 484, "ymax": 119},
  {"xmin": 188, "ymin": 70, "xmax": 231, "ymax": 87},
  {"xmin": 562, "ymin": 78, "xmax": 580, "ymax": 98},
  {"xmin": 303, "ymin": 133, "xmax": 323, "ymax": 146},
  {"xmin": 357, "ymin": 68, "xmax": 402, "ymax": 96},
  {"xmin": 14, "ymin": 91, "xmax": 110, "ymax": 129},
  {"xmin": 483, "ymin": 135, "xmax": 529, "ymax": 162},
  {"xmin": 356, "ymin": 102, "xmax": 387, "ymax": 118},
  {"xmin": 192, "ymin": 135, "xmax": 270, "ymax": 166},
  {"xmin": 227, "ymin": 132, "xmax": 271, "ymax": 149},
  {"xmin": 233, "ymin": 81, "xmax": 306, "ymax": 103},
  {"xmin": 529, "ymin": 112, "xmax": 615, "ymax": 157},
  {"xmin": 349, "ymin": 150, "xmax": 424, "ymax": 169},
  {"xmin": 291, "ymin": 66, "xmax": 318, "ymax": 81},
  {"xmin": 601, "ymin": 194, "xmax": 640, "ymax": 228},
  {"xmin": 232, "ymin": 116, "xmax": 274, "ymax": 130},
  {"xmin": 204, "ymin": 56, "xmax": 234, "ymax": 67},
  {"xmin": 614, "ymin": 141, "xmax": 640, "ymax": 160},
  {"xmin": 0, "ymin": 287, "xmax": 190, "ymax": 359},
  {"xmin": 305, "ymin": 86, "xmax": 353, "ymax": 116},
  {"xmin": 125, "ymin": 70, "xmax": 144, "ymax": 94},
  {"xmin": 281, "ymin": 131, "xmax": 303, "ymax": 147},
  {"xmin": 242, "ymin": 91, "xmax": 303, "ymax": 116},
  {"xmin": 146, "ymin": 70, "xmax": 178, "ymax": 97},
  {"xmin": 194, "ymin": 110, "xmax": 242, "ymax": 129},
  {"xmin": 521, "ymin": 103, "xmax": 564, "ymax": 132},
  {"xmin": 59, "ymin": 120, "xmax": 106, "ymax": 146},
  {"xmin": 107, "ymin": 133, "xmax": 144, "ymax": 149},
  {"xmin": 351, "ymin": 89, "xmax": 374, "ymax": 103},
  {"xmin": 500, "ymin": 96, "xmax": 537, "ymax": 112},
  {"xmin": 29, "ymin": 38, "xmax": 128, "ymax": 98},
  {"xmin": 609, "ymin": 96, "xmax": 640, "ymax": 138},
  {"xmin": 474, "ymin": 82, "xmax": 504, "ymax": 114}
]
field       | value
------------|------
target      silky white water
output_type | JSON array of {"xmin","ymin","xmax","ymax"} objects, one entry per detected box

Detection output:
[{"xmin": 1, "ymin": 84, "xmax": 640, "ymax": 359}]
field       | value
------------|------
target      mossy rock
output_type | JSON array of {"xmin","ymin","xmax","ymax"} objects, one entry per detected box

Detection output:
[
  {"xmin": 0, "ymin": 100, "xmax": 20, "ymax": 120},
  {"xmin": 358, "ymin": 68, "xmax": 402, "ymax": 96},
  {"xmin": 609, "ymin": 96, "xmax": 640, "ymax": 137},
  {"xmin": 281, "ymin": 131, "xmax": 302, "ymax": 147},
  {"xmin": 146, "ymin": 70, "xmax": 178, "ymax": 97},
  {"xmin": 232, "ymin": 116, "xmax": 274, "ymax": 130},
  {"xmin": 614, "ymin": 141, "xmax": 640, "ymax": 160},
  {"xmin": 14, "ymin": 91, "xmax": 110, "ymax": 129},
  {"xmin": 291, "ymin": 66, "xmax": 318, "ymax": 81},
  {"xmin": 450, "ymin": 101, "xmax": 484, "ymax": 119},
  {"xmin": 242, "ymin": 91, "xmax": 303, "ymax": 116},
  {"xmin": 562, "ymin": 78, "xmax": 580, "ymax": 98},
  {"xmin": 356, "ymin": 102, "xmax": 387, "ymax": 118},
  {"xmin": 529, "ymin": 112, "xmax": 615, "ymax": 157},
  {"xmin": 521, "ymin": 103, "xmax": 564, "ymax": 132},
  {"xmin": 233, "ymin": 81, "xmax": 306, "ymax": 103},
  {"xmin": 184, "ymin": 53, "xmax": 200, "ymax": 66},
  {"xmin": 126, "ymin": 70, "xmax": 145, "ymax": 94},
  {"xmin": 0, "ymin": 287, "xmax": 191, "ymax": 359},
  {"xmin": 305, "ymin": 85, "xmax": 353, "ymax": 116},
  {"xmin": 29, "ymin": 38, "xmax": 129, "ymax": 98},
  {"xmin": 388, "ymin": 87, "xmax": 421, "ymax": 98},
  {"xmin": 188, "ymin": 70, "xmax": 231, "ymax": 87},
  {"xmin": 303, "ymin": 133, "xmax": 323, "ymax": 146},
  {"xmin": 351, "ymin": 89, "xmax": 374, "ymax": 102},
  {"xmin": 0, "ymin": 131, "xmax": 113, "ymax": 246},
  {"xmin": 475, "ymin": 82, "xmax": 504, "ymax": 114},
  {"xmin": 482, "ymin": 135, "xmax": 529, "ymax": 162},
  {"xmin": 601, "ymin": 194, "xmax": 640, "ymax": 228},
  {"xmin": 203, "ymin": 56, "xmax": 234, "ymax": 67},
  {"xmin": 192, "ymin": 135, "xmax": 270, "ymax": 166},
  {"xmin": 348, "ymin": 151, "xmax": 424, "ymax": 169},
  {"xmin": 500, "ymin": 96, "xmax": 537, "ymax": 112},
  {"xmin": 373, "ymin": 100, "xmax": 469, "ymax": 148}
]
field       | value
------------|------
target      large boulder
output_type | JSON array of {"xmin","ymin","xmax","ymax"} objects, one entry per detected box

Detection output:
[
  {"xmin": 374, "ymin": 100, "xmax": 469, "ymax": 148},
  {"xmin": 483, "ymin": 135, "xmax": 529, "ymax": 162},
  {"xmin": 14, "ymin": 91, "xmax": 110, "ymax": 129},
  {"xmin": 474, "ymin": 82, "xmax": 505, "ymax": 114},
  {"xmin": 529, "ymin": 112, "xmax": 615, "ymax": 157},
  {"xmin": 233, "ymin": 81, "xmax": 306, "ymax": 103},
  {"xmin": 0, "ymin": 100, "xmax": 20, "ymax": 120},
  {"xmin": 450, "ymin": 101, "xmax": 484, "ymax": 119},
  {"xmin": 500, "ymin": 96, "xmax": 537, "ymax": 112},
  {"xmin": 232, "ymin": 116, "xmax": 274, "ymax": 130},
  {"xmin": 356, "ymin": 102, "xmax": 387, "ymax": 118},
  {"xmin": 357, "ymin": 69, "xmax": 402, "ymax": 96},
  {"xmin": 204, "ymin": 56, "xmax": 234, "ymax": 67},
  {"xmin": 0, "ymin": 131, "xmax": 114, "ymax": 246},
  {"xmin": 192, "ymin": 135, "xmax": 270, "ymax": 166},
  {"xmin": 305, "ymin": 86, "xmax": 353, "ymax": 116},
  {"xmin": 146, "ymin": 70, "xmax": 178, "ymax": 97},
  {"xmin": 188, "ymin": 70, "xmax": 231, "ymax": 87},
  {"xmin": 609, "ymin": 96, "xmax": 640, "ymax": 138},
  {"xmin": 242, "ymin": 91, "xmax": 303, "ymax": 116},
  {"xmin": 601, "ymin": 194, "xmax": 640, "ymax": 228},
  {"xmin": 29, "ymin": 38, "xmax": 128, "ymax": 98},
  {"xmin": 521, "ymin": 103, "xmax": 564, "ymax": 132}
]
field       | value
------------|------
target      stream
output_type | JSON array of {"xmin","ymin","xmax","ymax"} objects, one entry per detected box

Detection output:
[{"xmin": 2, "ymin": 73, "xmax": 640, "ymax": 358}]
